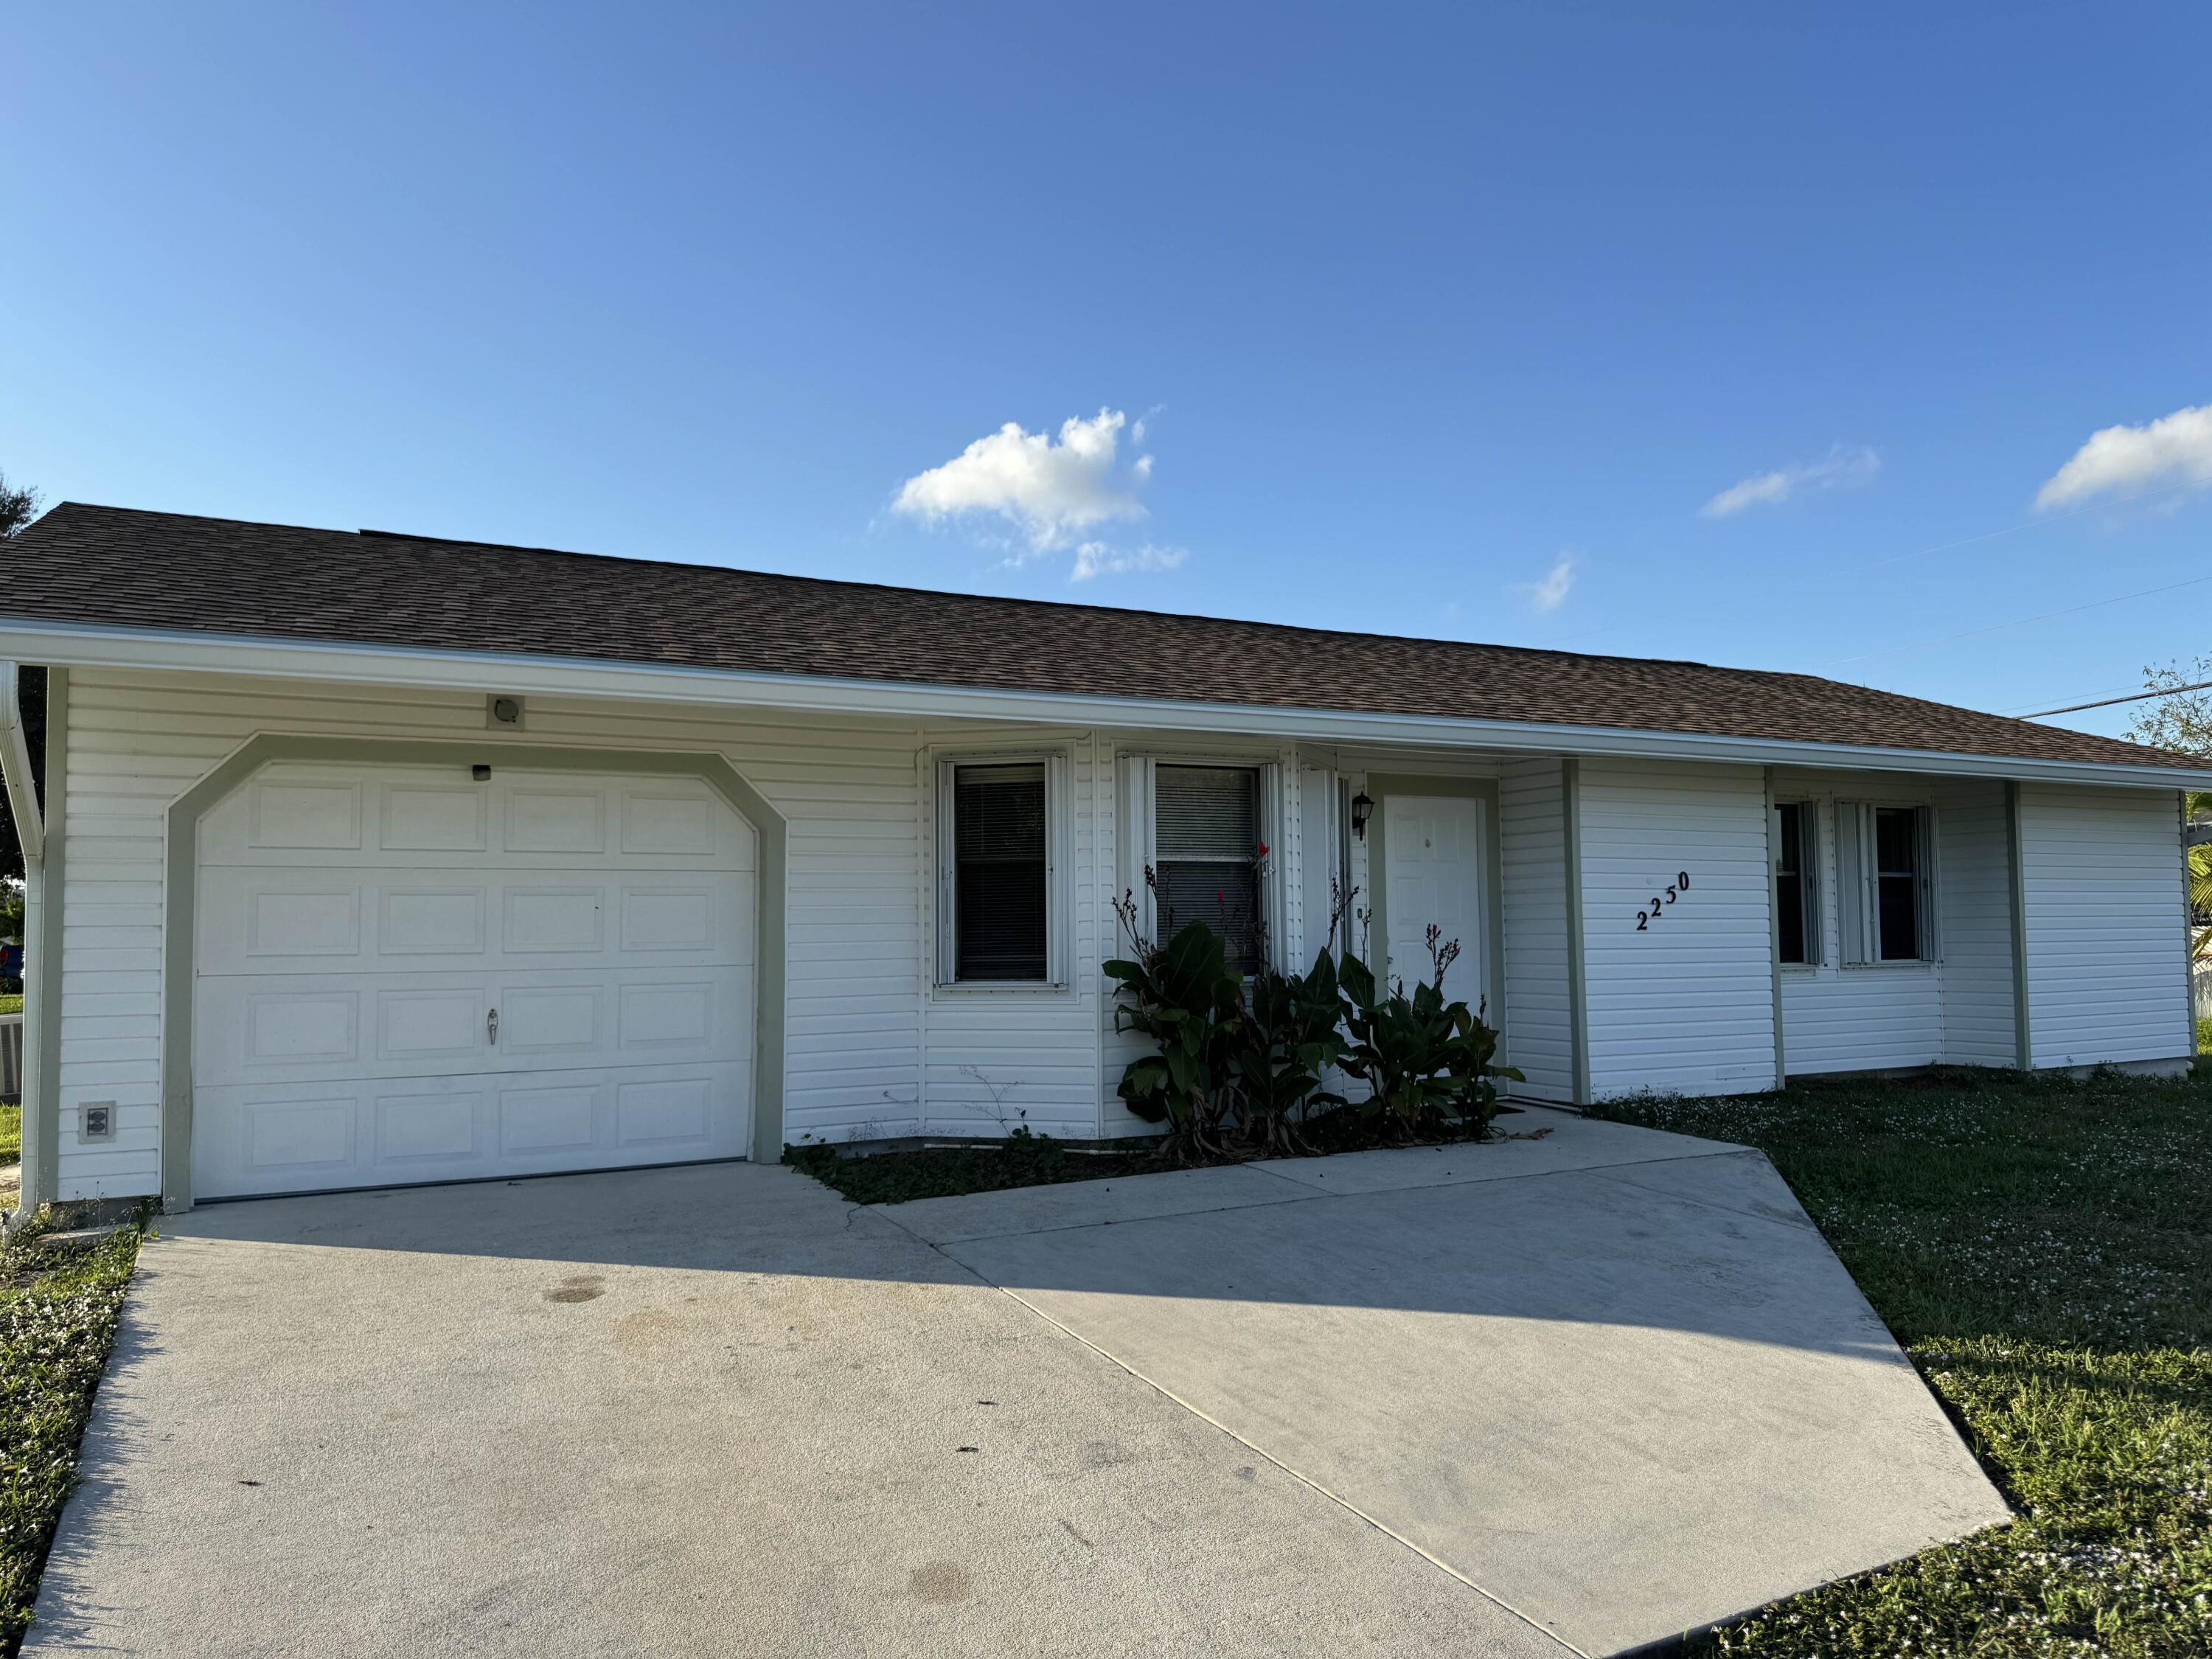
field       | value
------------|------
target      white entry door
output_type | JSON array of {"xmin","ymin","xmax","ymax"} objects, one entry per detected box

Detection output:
[
  {"xmin": 1382, "ymin": 795, "xmax": 1488, "ymax": 1008},
  {"xmin": 191, "ymin": 762, "xmax": 758, "ymax": 1200}
]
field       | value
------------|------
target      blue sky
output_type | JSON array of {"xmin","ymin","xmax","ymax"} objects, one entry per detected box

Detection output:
[{"xmin": 4, "ymin": 4, "xmax": 2208, "ymax": 740}]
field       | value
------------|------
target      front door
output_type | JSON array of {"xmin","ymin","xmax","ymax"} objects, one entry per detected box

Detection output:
[{"xmin": 1382, "ymin": 795, "xmax": 1487, "ymax": 1007}]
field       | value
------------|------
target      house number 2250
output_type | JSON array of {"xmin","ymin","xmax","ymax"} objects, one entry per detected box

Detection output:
[{"xmin": 1634, "ymin": 872, "xmax": 1692, "ymax": 931}]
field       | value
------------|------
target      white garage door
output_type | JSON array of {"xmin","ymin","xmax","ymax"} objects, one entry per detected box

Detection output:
[{"xmin": 191, "ymin": 762, "xmax": 757, "ymax": 1200}]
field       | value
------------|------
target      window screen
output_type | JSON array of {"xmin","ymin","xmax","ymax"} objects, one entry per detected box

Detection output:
[
  {"xmin": 1873, "ymin": 806, "xmax": 1921, "ymax": 962},
  {"xmin": 1774, "ymin": 801, "xmax": 1815, "ymax": 965},
  {"xmin": 1154, "ymin": 764, "xmax": 1261, "ymax": 971},
  {"xmin": 953, "ymin": 763, "xmax": 1047, "ymax": 981}
]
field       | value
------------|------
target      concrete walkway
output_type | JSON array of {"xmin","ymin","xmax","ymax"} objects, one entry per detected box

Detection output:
[{"xmin": 27, "ymin": 1108, "xmax": 2006, "ymax": 1658}]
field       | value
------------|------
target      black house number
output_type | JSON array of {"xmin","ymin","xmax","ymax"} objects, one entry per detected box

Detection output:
[{"xmin": 1634, "ymin": 872, "xmax": 1692, "ymax": 931}]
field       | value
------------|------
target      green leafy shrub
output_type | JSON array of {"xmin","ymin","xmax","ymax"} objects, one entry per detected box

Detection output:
[
  {"xmin": 1231, "ymin": 947, "xmax": 1349, "ymax": 1155},
  {"xmin": 1337, "ymin": 925, "xmax": 1519, "ymax": 1139},
  {"xmin": 1102, "ymin": 916, "xmax": 1246, "ymax": 1158},
  {"xmin": 1106, "ymin": 872, "xmax": 1515, "ymax": 1161}
]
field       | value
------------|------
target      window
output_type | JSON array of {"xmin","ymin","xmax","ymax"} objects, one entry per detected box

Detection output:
[
  {"xmin": 1154, "ymin": 764, "xmax": 1262, "ymax": 972},
  {"xmin": 1773, "ymin": 801, "xmax": 1818, "ymax": 965},
  {"xmin": 942, "ymin": 761, "xmax": 1052, "ymax": 983},
  {"xmin": 1871, "ymin": 807, "xmax": 1922, "ymax": 961},
  {"xmin": 1837, "ymin": 801, "xmax": 1933, "ymax": 964}
]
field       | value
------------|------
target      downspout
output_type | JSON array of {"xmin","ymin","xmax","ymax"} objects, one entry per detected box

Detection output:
[{"xmin": 1, "ymin": 663, "xmax": 44, "ymax": 1234}]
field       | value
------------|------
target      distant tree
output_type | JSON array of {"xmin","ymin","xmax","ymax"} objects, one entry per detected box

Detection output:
[
  {"xmin": 2129, "ymin": 657, "xmax": 2211, "ymax": 959},
  {"xmin": 2127, "ymin": 654, "xmax": 2212, "ymax": 759},
  {"xmin": 0, "ymin": 470, "xmax": 37, "ymax": 540},
  {"xmin": 0, "ymin": 474, "xmax": 46, "ymax": 891}
]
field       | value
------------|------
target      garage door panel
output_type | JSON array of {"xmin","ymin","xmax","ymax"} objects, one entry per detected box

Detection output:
[
  {"xmin": 198, "ymin": 967, "xmax": 750, "ymax": 1087},
  {"xmin": 245, "ymin": 990, "xmax": 362, "ymax": 1066},
  {"xmin": 503, "ymin": 886, "xmax": 605, "ymax": 953},
  {"xmin": 199, "ymin": 869, "xmax": 748, "ymax": 974},
  {"xmin": 380, "ymin": 785, "xmax": 489, "ymax": 852},
  {"xmin": 376, "ymin": 1089, "xmax": 487, "ymax": 1165},
  {"xmin": 203, "ymin": 769, "xmax": 757, "ymax": 872},
  {"xmin": 498, "ymin": 983, "xmax": 605, "ymax": 1056},
  {"xmin": 195, "ymin": 761, "xmax": 757, "ymax": 1198},
  {"xmin": 616, "ymin": 1076, "xmax": 714, "ymax": 1147},
  {"xmin": 377, "ymin": 987, "xmax": 490, "ymax": 1064},
  {"xmin": 381, "ymin": 886, "xmax": 490, "ymax": 955},
  {"xmin": 193, "ymin": 1062, "xmax": 747, "ymax": 1199},
  {"xmin": 248, "ymin": 779, "xmax": 363, "ymax": 852},
  {"xmin": 504, "ymin": 786, "xmax": 605, "ymax": 854}
]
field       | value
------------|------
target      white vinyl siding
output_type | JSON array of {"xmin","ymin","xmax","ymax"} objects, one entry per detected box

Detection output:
[
  {"xmin": 1773, "ymin": 775, "xmax": 1944, "ymax": 1074},
  {"xmin": 1933, "ymin": 780, "xmax": 2017, "ymax": 1067},
  {"xmin": 2018, "ymin": 783, "xmax": 2194, "ymax": 1068},
  {"xmin": 1576, "ymin": 761, "xmax": 1778, "ymax": 1099},
  {"xmin": 1498, "ymin": 757, "xmax": 1573, "ymax": 1102}
]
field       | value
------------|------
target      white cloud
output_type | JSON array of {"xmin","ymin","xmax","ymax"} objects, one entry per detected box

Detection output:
[
  {"xmin": 894, "ymin": 408, "xmax": 1150, "ymax": 552},
  {"xmin": 2034, "ymin": 403, "xmax": 2212, "ymax": 509},
  {"xmin": 1700, "ymin": 444, "xmax": 1880, "ymax": 519},
  {"xmin": 1517, "ymin": 553, "xmax": 1576, "ymax": 613},
  {"xmin": 1071, "ymin": 541, "xmax": 1186, "ymax": 582}
]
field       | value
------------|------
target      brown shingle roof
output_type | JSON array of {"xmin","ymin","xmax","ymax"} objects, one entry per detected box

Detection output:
[{"xmin": 0, "ymin": 502, "xmax": 2193, "ymax": 773}]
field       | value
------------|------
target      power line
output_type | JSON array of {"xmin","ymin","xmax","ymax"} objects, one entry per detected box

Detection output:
[
  {"xmin": 2020, "ymin": 678, "xmax": 2212, "ymax": 720},
  {"xmin": 1822, "ymin": 570, "xmax": 2212, "ymax": 670},
  {"xmin": 1550, "ymin": 476, "xmax": 2205, "ymax": 650}
]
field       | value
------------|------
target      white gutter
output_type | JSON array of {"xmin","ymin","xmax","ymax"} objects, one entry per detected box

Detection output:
[
  {"xmin": 0, "ymin": 662, "xmax": 39, "ymax": 1232},
  {"xmin": 4, "ymin": 614, "xmax": 2211, "ymax": 793}
]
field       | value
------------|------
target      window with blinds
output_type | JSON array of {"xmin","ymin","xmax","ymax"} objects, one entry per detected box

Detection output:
[
  {"xmin": 1834, "ymin": 801, "xmax": 1935, "ymax": 964},
  {"xmin": 1155, "ymin": 764, "xmax": 1262, "ymax": 971},
  {"xmin": 952, "ymin": 762, "xmax": 1048, "ymax": 981}
]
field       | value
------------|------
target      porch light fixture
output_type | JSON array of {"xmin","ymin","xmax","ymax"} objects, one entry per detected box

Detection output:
[{"xmin": 1350, "ymin": 790, "xmax": 1374, "ymax": 840}]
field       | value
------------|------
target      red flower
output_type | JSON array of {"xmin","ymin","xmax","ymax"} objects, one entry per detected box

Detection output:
[
  {"xmin": 1256, "ymin": 841, "xmax": 1270, "ymax": 858},
  {"xmin": 1217, "ymin": 888, "xmax": 1226, "ymax": 905}
]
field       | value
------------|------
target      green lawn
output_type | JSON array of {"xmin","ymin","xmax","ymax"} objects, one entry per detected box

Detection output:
[
  {"xmin": 1, "ymin": 1220, "xmax": 142, "ymax": 1656},
  {"xmin": 0, "ymin": 1106, "xmax": 16, "ymax": 1168},
  {"xmin": 0, "ymin": 996, "xmax": 20, "ymax": 1017},
  {"xmin": 1590, "ymin": 1068, "xmax": 2211, "ymax": 1658}
]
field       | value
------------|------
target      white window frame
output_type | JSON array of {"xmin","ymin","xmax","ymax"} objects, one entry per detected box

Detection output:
[
  {"xmin": 1119, "ymin": 752, "xmax": 1284, "ymax": 971},
  {"xmin": 1835, "ymin": 799, "xmax": 1940, "ymax": 967},
  {"xmin": 1773, "ymin": 798, "xmax": 1822, "ymax": 970},
  {"xmin": 933, "ymin": 748, "xmax": 1071, "ymax": 992}
]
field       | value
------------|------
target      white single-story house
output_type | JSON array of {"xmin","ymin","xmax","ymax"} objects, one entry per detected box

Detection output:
[{"xmin": 2, "ymin": 504, "xmax": 2205, "ymax": 1217}]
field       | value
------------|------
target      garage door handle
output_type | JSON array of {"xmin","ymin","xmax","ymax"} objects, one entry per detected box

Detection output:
[{"xmin": 487, "ymin": 1007, "xmax": 498, "ymax": 1046}]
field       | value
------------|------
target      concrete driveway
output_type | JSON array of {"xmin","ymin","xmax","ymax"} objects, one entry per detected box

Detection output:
[{"xmin": 27, "ymin": 1107, "xmax": 2006, "ymax": 1658}]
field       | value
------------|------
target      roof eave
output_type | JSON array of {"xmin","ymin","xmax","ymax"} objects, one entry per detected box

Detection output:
[{"xmin": 4, "ymin": 615, "xmax": 2207, "ymax": 792}]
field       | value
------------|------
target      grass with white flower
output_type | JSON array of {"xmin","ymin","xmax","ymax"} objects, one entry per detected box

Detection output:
[
  {"xmin": 1, "ymin": 1219, "xmax": 142, "ymax": 1657},
  {"xmin": 1592, "ymin": 1066, "xmax": 2211, "ymax": 1658}
]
